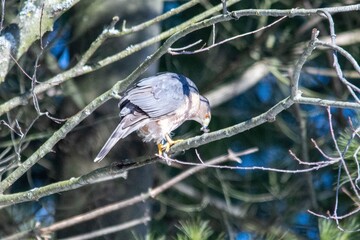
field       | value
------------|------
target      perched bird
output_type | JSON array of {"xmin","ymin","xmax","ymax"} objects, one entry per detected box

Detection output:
[{"xmin": 94, "ymin": 72, "xmax": 211, "ymax": 162}]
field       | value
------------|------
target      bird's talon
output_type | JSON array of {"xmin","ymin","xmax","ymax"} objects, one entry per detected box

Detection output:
[
  {"xmin": 157, "ymin": 138, "xmax": 183, "ymax": 156},
  {"xmin": 165, "ymin": 134, "xmax": 184, "ymax": 146},
  {"xmin": 165, "ymin": 143, "xmax": 171, "ymax": 153},
  {"xmin": 171, "ymin": 139, "xmax": 184, "ymax": 145},
  {"xmin": 157, "ymin": 143, "xmax": 164, "ymax": 156}
]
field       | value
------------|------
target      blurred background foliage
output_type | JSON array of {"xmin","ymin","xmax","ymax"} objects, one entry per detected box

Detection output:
[{"xmin": 0, "ymin": 0, "xmax": 360, "ymax": 239}]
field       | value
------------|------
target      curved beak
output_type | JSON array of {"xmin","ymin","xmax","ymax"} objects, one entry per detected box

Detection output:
[{"xmin": 200, "ymin": 116, "xmax": 210, "ymax": 133}]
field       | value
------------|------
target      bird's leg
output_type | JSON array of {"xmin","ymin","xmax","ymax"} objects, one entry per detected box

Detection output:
[
  {"xmin": 164, "ymin": 134, "xmax": 183, "ymax": 152},
  {"xmin": 157, "ymin": 135, "xmax": 184, "ymax": 155},
  {"xmin": 157, "ymin": 139, "xmax": 169, "ymax": 156},
  {"xmin": 157, "ymin": 143, "xmax": 164, "ymax": 156}
]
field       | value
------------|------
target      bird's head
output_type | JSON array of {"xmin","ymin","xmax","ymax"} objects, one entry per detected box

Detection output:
[{"xmin": 197, "ymin": 96, "xmax": 211, "ymax": 133}]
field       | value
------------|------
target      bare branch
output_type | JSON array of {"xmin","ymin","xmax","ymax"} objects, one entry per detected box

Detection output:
[
  {"xmin": 162, "ymin": 153, "xmax": 335, "ymax": 174},
  {"xmin": 311, "ymin": 138, "xmax": 342, "ymax": 161},
  {"xmin": 168, "ymin": 16, "xmax": 287, "ymax": 55},
  {"xmin": 0, "ymin": 157, "xmax": 151, "ymax": 205},
  {"xmin": 59, "ymin": 216, "xmax": 150, "ymax": 240},
  {"xmin": 315, "ymin": 41, "xmax": 360, "ymax": 76},
  {"xmin": 288, "ymin": 149, "xmax": 339, "ymax": 166},
  {"xmin": 292, "ymin": 36, "xmax": 360, "ymax": 109},
  {"xmin": 34, "ymin": 150, "xmax": 248, "ymax": 236},
  {"xmin": 171, "ymin": 97, "xmax": 294, "ymax": 153},
  {"xmin": 319, "ymin": 10, "xmax": 360, "ymax": 102},
  {"xmin": 291, "ymin": 28, "xmax": 319, "ymax": 100}
]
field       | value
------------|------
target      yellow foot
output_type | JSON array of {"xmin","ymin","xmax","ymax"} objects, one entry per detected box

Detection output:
[
  {"xmin": 157, "ymin": 143, "xmax": 164, "ymax": 156},
  {"xmin": 157, "ymin": 135, "xmax": 184, "ymax": 155},
  {"xmin": 165, "ymin": 134, "xmax": 183, "ymax": 152}
]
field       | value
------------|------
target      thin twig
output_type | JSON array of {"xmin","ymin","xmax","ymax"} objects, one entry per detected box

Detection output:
[
  {"xmin": 0, "ymin": 120, "xmax": 23, "ymax": 137},
  {"xmin": 318, "ymin": 10, "xmax": 360, "ymax": 102},
  {"xmin": 354, "ymin": 147, "xmax": 360, "ymax": 189},
  {"xmin": 328, "ymin": 107, "xmax": 360, "ymax": 200},
  {"xmin": 168, "ymin": 16, "xmax": 287, "ymax": 55},
  {"xmin": 311, "ymin": 138, "xmax": 342, "ymax": 161},
  {"xmin": 315, "ymin": 41, "xmax": 360, "ymax": 83},
  {"xmin": 39, "ymin": 3, "xmax": 45, "ymax": 49},
  {"xmin": 161, "ymin": 155, "xmax": 334, "ymax": 174},
  {"xmin": 288, "ymin": 149, "xmax": 339, "ymax": 166},
  {"xmin": 8, "ymin": 54, "xmax": 32, "ymax": 80},
  {"xmin": 291, "ymin": 27, "xmax": 319, "ymax": 100},
  {"xmin": 59, "ymin": 216, "xmax": 150, "ymax": 240},
  {"xmin": 169, "ymin": 39, "xmax": 203, "ymax": 51}
]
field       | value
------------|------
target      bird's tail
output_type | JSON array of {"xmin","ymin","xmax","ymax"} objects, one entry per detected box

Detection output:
[{"xmin": 94, "ymin": 118, "xmax": 147, "ymax": 162}]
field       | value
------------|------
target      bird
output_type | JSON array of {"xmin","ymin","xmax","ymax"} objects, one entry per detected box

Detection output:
[{"xmin": 94, "ymin": 72, "xmax": 211, "ymax": 162}]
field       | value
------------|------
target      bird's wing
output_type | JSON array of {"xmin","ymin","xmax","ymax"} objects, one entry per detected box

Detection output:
[{"xmin": 121, "ymin": 73, "xmax": 198, "ymax": 118}]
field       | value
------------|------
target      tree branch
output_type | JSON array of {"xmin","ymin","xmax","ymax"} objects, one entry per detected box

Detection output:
[
  {"xmin": 0, "ymin": 0, "xmax": 80, "ymax": 83},
  {"xmin": 171, "ymin": 97, "xmax": 294, "ymax": 153},
  {"xmin": 0, "ymin": 157, "xmax": 157, "ymax": 206},
  {"xmin": 60, "ymin": 216, "xmax": 151, "ymax": 240}
]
